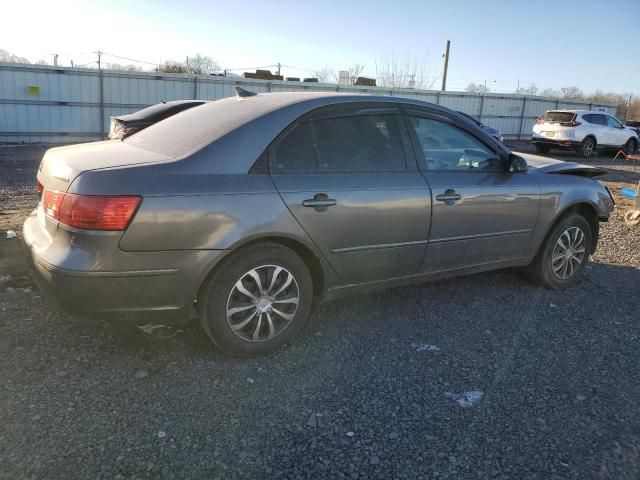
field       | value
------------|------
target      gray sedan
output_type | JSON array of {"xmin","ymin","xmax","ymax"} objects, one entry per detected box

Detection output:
[{"xmin": 24, "ymin": 90, "xmax": 615, "ymax": 355}]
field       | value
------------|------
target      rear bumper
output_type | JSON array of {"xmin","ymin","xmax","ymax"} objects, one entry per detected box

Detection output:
[
  {"xmin": 23, "ymin": 209, "xmax": 228, "ymax": 316},
  {"xmin": 531, "ymin": 136, "xmax": 581, "ymax": 149}
]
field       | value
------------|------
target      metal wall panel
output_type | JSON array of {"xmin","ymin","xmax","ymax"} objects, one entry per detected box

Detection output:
[{"xmin": 0, "ymin": 63, "xmax": 617, "ymax": 142}]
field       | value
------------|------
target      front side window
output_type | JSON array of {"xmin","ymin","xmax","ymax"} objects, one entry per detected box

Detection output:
[
  {"xmin": 271, "ymin": 113, "xmax": 406, "ymax": 173},
  {"xmin": 408, "ymin": 116, "xmax": 502, "ymax": 171},
  {"xmin": 606, "ymin": 115, "xmax": 622, "ymax": 128}
]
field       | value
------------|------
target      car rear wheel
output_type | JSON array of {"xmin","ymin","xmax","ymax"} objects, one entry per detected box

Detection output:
[
  {"xmin": 624, "ymin": 138, "xmax": 637, "ymax": 155},
  {"xmin": 198, "ymin": 242, "xmax": 313, "ymax": 356},
  {"xmin": 535, "ymin": 144, "xmax": 551, "ymax": 154},
  {"xmin": 528, "ymin": 213, "xmax": 592, "ymax": 289},
  {"xmin": 578, "ymin": 137, "xmax": 596, "ymax": 158}
]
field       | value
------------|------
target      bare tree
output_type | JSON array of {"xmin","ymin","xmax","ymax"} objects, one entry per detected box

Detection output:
[
  {"xmin": 560, "ymin": 86, "xmax": 584, "ymax": 100},
  {"xmin": 186, "ymin": 54, "xmax": 220, "ymax": 75},
  {"xmin": 313, "ymin": 66, "xmax": 335, "ymax": 83},
  {"xmin": 465, "ymin": 82, "xmax": 491, "ymax": 94},
  {"xmin": 104, "ymin": 62, "xmax": 143, "ymax": 72},
  {"xmin": 0, "ymin": 49, "xmax": 30, "ymax": 63},
  {"xmin": 375, "ymin": 53, "xmax": 435, "ymax": 90}
]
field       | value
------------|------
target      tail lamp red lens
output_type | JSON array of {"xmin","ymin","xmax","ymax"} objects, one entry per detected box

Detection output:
[
  {"xmin": 560, "ymin": 121, "xmax": 582, "ymax": 127},
  {"xmin": 42, "ymin": 189, "xmax": 141, "ymax": 231}
]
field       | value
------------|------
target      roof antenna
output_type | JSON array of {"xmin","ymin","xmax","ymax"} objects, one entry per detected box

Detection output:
[{"xmin": 235, "ymin": 86, "xmax": 257, "ymax": 99}]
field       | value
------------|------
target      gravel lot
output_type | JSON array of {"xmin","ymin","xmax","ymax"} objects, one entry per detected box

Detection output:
[{"xmin": 1, "ymin": 142, "xmax": 640, "ymax": 479}]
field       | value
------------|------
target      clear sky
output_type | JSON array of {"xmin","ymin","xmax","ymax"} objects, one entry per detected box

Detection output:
[{"xmin": 2, "ymin": 0, "xmax": 638, "ymax": 94}]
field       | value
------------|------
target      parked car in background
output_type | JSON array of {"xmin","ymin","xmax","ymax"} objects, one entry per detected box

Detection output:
[
  {"xmin": 108, "ymin": 100, "xmax": 208, "ymax": 139},
  {"xmin": 457, "ymin": 111, "xmax": 504, "ymax": 143},
  {"xmin": 532, "ymin": 110, "xmax": 638, "ymax": 158},
  {"xmin": 25, "ymin": 90, "xmax": 614, "ymax": 355}
]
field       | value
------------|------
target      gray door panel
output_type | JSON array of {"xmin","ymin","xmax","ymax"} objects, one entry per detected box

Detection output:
[
  {"xmin": 271, "ymin": 172, "xmax": 431, "ymax": 283},
  {"xmin": 421, "ymin": 171, "xmax": 540, "ymax": 272}
]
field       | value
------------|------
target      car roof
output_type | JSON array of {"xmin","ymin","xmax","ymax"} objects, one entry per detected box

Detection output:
[
  {"xmin": 125, "ymin": 91, "xmax": 490, "ymax": 174},
  {"xmin": 547, "ymin": 109, "xmax": 610, "ymax": 115}
]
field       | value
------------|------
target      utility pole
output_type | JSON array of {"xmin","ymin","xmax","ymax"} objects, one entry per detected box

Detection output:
[
  {"xmin": 625, "ymin": 94, "xmax": 633, "ymax": 122},
  {"xmin": 276, "ymin": 62, "xmax": 281, "ymax": 76},
  {"xmin": 53, "ymin": 54, "xmax": 58, "ymax": 67},
  {"xmin": 440, "ymin": 40, "xmax": 450, "ymax": 92},
  {"xmin": 96, "ymin": 51, "xmax": 102, "ymax": 70}
]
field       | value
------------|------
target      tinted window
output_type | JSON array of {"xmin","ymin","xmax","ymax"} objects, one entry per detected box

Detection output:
[
  {"xmin": 542, "ymin": 111, "xmax": 575, "ymax": 123},
  {"xmin": 408, "ymin": 116, "xmax": 501, "ymax": 171},
  {"xmin": 272, "ymin": 114, "xmax": 406, "ymax": 172},
  {"xmin": 583, "ymin": 114, "xmax": 593, "ymax": 124},
  {"xmin": 606, "ymin": 115, "xmax": 622, "ymax": 128},
  {"xmin": 591, "ymin": 114, "xmax": 607, "ymax": 126},
  {"xmin": 313, "ymin": 115, "xmax": 405, "ymax": 171},
  {"xmin": 272, "ymin": 123, "xmax": 316, "ymax": 172}
]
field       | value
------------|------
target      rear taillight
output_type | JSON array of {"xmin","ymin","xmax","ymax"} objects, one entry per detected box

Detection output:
[
  {"xmin": 36, "ymin": 179, "xmax": 44, "ymax": 193},
  {"xmin": 560, "ymin": 121, "xmax": 581, "ymax": 127},
  {"xmin": 42, "ymin": 189, "xmax": 141, "ymax": 231}
]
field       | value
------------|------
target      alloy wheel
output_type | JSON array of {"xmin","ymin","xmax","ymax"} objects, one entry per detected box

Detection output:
[
  {"xmin": 582, "ymin": 139, "xmax": 594, "ymax": 157},
  {"xmin": 225, "ymin": 265, "xmax": 300, "ymax": 342},
  {"xmin": 551, "ymin": 227, "xmax": 586, "ymax": 280}
]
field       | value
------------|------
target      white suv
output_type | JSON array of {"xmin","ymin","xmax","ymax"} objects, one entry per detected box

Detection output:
[{"xmin": 532, "ymin": 110, "xmax": 638, "ymax": 158}]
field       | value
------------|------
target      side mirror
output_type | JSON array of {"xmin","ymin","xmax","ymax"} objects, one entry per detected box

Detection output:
[{"xmin": 508, "ymin": 154, "xmax": 528, "ymax": 173}]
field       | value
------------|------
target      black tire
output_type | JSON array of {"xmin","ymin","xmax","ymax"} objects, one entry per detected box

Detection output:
[
  {"xmin": 535, "ymin": 144, "xmax": 551, "ymax": 154},
  {"xmin": 624, "ymin": 137, "xmax": 637, "ymax": 155},
  {"xmin": 528, "ymin": 213, "xmax": 592, "ymax": 289},
  {"xmin": 577, "ymin": 137, "xmax": 596, "ymax": 158},
  {"xmin": 198, "ymin": 242, "xmax": 313, "ymax": 356}
]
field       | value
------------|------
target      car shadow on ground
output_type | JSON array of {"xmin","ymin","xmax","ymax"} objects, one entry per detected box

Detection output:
[{"xmin": 25, "ymin": 260, "xmax": 637, "ymax": 361}]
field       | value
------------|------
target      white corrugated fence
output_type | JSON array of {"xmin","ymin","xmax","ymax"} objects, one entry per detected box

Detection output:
[{"xmin": 0, "ymin": 62, "xmax": 617, "ymax": 144}]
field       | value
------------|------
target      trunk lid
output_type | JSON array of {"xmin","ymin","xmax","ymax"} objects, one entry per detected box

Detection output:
[{"xmin": 37, "ymin": 140, "xmax": 170, "ymax": 193}]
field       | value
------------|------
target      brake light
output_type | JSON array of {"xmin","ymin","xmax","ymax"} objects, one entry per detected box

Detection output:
[
  {"xmin": 36, "ymin": 179, "xmax": 43, "ymax": 193},
  {"xmin": 560, "ymin": 121, "xmax": 582, "ymax": 127},
  {"xmin": 42, "ymin": 189, "xmax": 141, "ymax": 230}
]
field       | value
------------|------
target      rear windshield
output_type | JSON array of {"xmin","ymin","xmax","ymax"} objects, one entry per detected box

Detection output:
[
  {"xmin": 542, "ymin": 111, "xmax": 575, "ymax": 123},
  {"xmin": 125, "ymin": 96, "xmax": 278, "ymax": 159}
]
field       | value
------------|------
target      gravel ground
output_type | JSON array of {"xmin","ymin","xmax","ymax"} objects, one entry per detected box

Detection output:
[{"xmin": 1, "ymin": 143, "xmax": 640, "ymax": 479}]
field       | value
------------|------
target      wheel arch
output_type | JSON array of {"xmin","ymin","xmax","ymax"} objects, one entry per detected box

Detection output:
[
  {"xmin": 193, "ymin": 234, "xmax": 329, "ymax": 308},
  {"xmin": 547, "ymin": 201, "xmax": 600, "ymax": 254}
]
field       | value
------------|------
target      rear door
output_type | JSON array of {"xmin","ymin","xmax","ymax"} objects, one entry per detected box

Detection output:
[
  {"xmin": 403, "ymin": 108, "xmax": 540, "ymax": 273},
  {"xmin": 269, "ymin": 103, "xmax": 431, "ymax": 284}
]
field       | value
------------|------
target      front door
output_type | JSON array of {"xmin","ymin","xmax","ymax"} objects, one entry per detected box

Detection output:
[
  {"xmin": 269, "ymin": 105, "xmax": 431, "ymax": 284},
  {"xmin": 403, "ymin": 111, "xmax": 540, "ymax": 273}
]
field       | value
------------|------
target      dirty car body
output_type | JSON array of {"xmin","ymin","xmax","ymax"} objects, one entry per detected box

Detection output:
[{"xmin": 24, "ymin": 91, "xmax": 615, "ymax": 354}]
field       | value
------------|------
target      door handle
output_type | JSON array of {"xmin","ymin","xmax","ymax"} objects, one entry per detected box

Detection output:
[
  {"xmin": 436, "ymin": 189, "xmax": 462, "ymax": 205},
  {"xmin": 302, "ymin": 193, "xmax": 336, "ymax": 212}
]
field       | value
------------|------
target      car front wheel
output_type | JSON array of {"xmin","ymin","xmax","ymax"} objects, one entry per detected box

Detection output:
[
  {"xmin": 528, "ymin": 213, "xmax": 592, "ymax": 289},
  {"xmin": 198, "ymin": 243, "xmax": 313, "ymax": 356},
  {"xmin": 624, "ymin": 138, "xmax": 637, "ymax": 155}
]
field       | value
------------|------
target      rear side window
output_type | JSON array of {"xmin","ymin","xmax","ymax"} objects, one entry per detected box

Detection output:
[
  {"xmin": 542, "ymin": 111, "xmax": 575, "ymax": 123},
  {"xmin": 271, "ymin": 114, "xmax": 406, "ymax": 172},
  {"xmin": 590, "ymin": 114, "xmax": 607, "ymax": 126}
]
